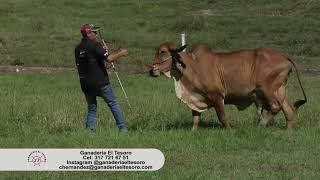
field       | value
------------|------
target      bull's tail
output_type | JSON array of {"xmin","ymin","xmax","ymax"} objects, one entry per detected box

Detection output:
[{"xmin": 287, "ymin": 57, "xmax": 307, "ymax": 110}]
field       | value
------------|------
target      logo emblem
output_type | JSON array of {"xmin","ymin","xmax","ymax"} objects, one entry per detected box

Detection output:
[{"xmin": 28, "ymin": 151, "xmax": 47, "ymax": 167}]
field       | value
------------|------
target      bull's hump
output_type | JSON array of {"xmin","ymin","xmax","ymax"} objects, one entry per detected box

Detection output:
[{"xmin": 174, "ymin": 80, "xmax": 209, "ymax": 112}]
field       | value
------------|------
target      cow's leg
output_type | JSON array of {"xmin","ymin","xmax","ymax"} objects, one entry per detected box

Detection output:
[
  {"xmin": 214, "ymin": 98, "xmax": 230, "ymax": 128},
  {"xmin": 254, "ymin": 98, "xmax": 264, "ymax": 122},
  {"xmin": 192, "ymin": 110, "xmax": 201, "ymax": 130},
  {"xmin": 260, "ymin": 85, "xmax": 285, "ymax": 128},
  {"xmin": 259, "ymin": 100, "xmax": 282, "ymax": 128},
  {"xmin": 259, "ymin": 110, "xmax": 276, "ymax": 128},
  {"xmin": 281, "ymin": 96, "xmax": 295, "ymax": 129},
  {"xmin": 275, "ymin": 84, "xmax": 295, "ymax": 129}
]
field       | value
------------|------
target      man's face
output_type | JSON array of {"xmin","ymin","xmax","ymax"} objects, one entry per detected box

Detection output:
[{"xmin": 87, "ymin": 31, "xmax": 97, "ymax": 41}]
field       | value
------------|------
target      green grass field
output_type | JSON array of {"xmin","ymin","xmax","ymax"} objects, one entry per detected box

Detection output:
[
  {"xmin": 0, "ymin": 72, "xmax": 319, "ymax": 179},
  {"xmin": 1, "ymin": 0, "xmax": 320, "ymax": 179}
]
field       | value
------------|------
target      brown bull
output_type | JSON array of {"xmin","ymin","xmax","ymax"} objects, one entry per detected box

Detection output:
[{"xmin": 151, "ymin": 42, "xmax": 307, "ymax": 129}]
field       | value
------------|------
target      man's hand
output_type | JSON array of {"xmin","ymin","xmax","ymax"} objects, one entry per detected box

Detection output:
[
  {"xmin": 106, "ymin": 48, "xmax": 129, "ymax": 62},
  {"xmin": 119, "ymin": 49, "xmax": 129, "ymax": 57},
  {"xmin": 102, "ymin": 44, "xmax": 109, "ymax": 51}
]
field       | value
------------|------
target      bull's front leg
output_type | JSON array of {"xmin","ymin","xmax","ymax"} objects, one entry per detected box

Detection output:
[
  {"xmin": 192, "ymin": 110, "xmax": 201, "ymax": 130},
  {"xmin": 254, "ymin": 99, "xmax": 264, "ymax": 123},
  {"xmin": 214, "ymin": 98, "xmax": 230, "ymax": 128}
]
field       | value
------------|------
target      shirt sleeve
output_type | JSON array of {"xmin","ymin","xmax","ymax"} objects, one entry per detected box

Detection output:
[{"xmin": 92, "ymin": 42, "xmax": 109, "ymax": 58}]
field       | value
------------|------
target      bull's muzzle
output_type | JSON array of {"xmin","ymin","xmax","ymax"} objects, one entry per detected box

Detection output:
[{"xmin": 150, "ymin": 65, "xmax": 161, "ymax": 77}]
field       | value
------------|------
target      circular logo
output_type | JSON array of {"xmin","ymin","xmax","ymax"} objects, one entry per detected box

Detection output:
[{"xmin": 28, "ymin": 151, "xmax": 47, "ymax": 167}]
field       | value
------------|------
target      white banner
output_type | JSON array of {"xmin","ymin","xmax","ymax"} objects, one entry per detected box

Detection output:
[{"xmin": 0, "ymin": 149, "xmax": 165, "ymax": 171}]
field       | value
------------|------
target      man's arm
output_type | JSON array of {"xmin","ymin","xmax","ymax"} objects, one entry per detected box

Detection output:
[
  {"xmin": 93, "ymin": 41, "xmax": 129, "ymax": 62},
  {"xmin": 106, "ymin": 49, "xmax": 129, "ymax": 62}
]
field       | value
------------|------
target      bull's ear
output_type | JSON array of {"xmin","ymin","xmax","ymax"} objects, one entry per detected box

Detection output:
[
  {"xmin": 176, "ymin": 44, "xmax": 188, "ymax": 53},
  {"xmin": 169, "ymin": 49, "xmax": 186, "ymax": 69}
]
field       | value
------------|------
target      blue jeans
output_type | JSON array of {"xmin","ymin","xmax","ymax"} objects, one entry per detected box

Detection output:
[{"xmin": 84, "ymin": 84, "xmax": 126, "ymax": 130}]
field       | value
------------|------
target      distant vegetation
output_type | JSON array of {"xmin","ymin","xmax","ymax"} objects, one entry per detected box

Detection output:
[{"xmin": 0, "ymin": 0, "xmax": 319, "ymax": 70}]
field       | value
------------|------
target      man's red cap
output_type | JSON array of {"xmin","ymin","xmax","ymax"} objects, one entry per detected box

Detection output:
[{"xmin": 80, "ymin": 24, "xmax": 100, "ymax": 36}]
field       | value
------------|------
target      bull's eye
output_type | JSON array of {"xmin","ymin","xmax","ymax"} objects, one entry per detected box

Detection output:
[{"xmin": 160, "ymin": 50, "xmax": 165, "ymax": 54}]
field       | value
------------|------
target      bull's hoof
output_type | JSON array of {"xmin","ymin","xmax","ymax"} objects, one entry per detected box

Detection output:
[
  {"xmin": 259, "ymin": 123, "xmax": 267, "ymax": 128},
  {"xmin": 191, "ymin": 126, "xmax": 198, "ymax": 131},
  {"xmin": 287, "ymin": 123, "xmax": 294, "ymax": 129},
  {"xmin": 223, "ymin": 124, "xmax": 231, "ymax": 129}
]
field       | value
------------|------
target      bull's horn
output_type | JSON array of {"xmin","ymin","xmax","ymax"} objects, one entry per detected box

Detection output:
[{"xmin": 176, "ymin": 44, "xmax": 188, "ymax": 52}]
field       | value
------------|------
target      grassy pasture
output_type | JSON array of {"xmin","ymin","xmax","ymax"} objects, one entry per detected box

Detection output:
[{"xmin": 0, "ymin": 72, "xmax": 319, "ymax": 179}]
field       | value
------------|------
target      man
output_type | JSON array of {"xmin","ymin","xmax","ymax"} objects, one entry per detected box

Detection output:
[{"xmin": 74, "ymin": 24, "xmax": 129, "ymax": 132}]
